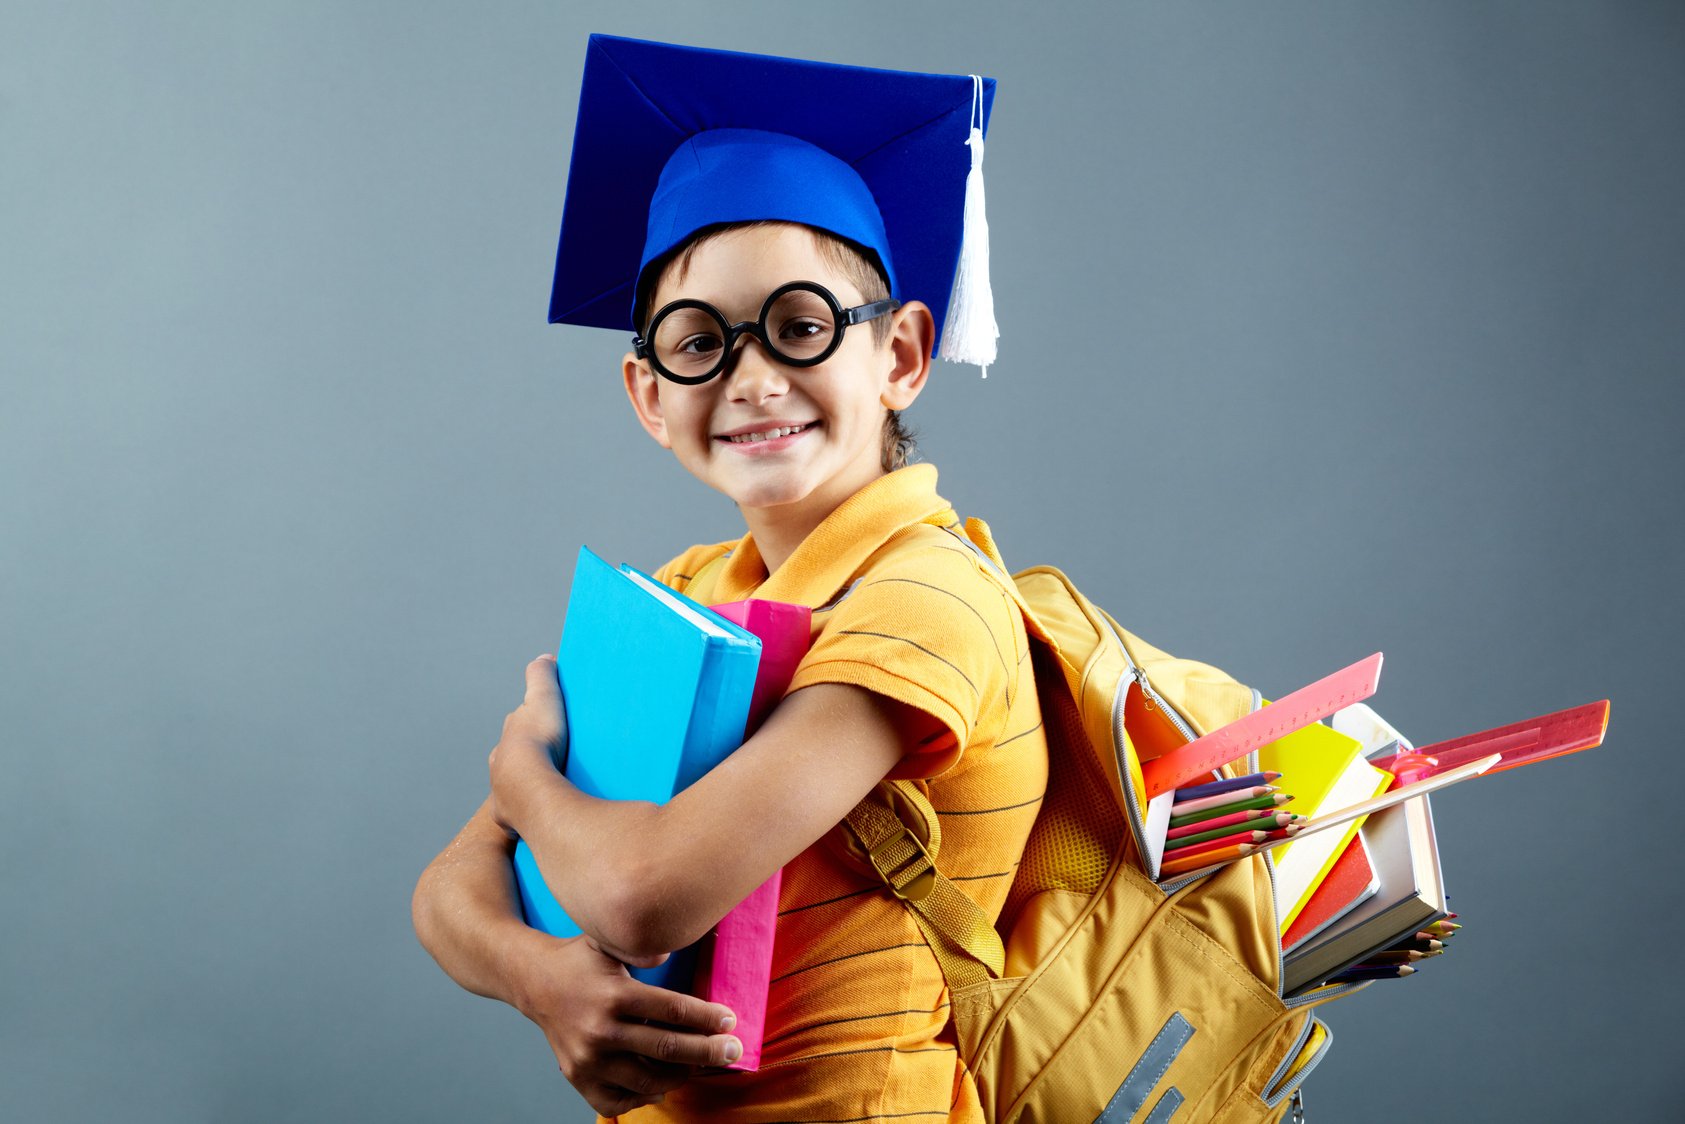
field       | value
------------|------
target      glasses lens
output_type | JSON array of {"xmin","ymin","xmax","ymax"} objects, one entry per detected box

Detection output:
[
  {"xmin": 652, "ymin": 305, "xmax": 728, "ymax": 380},
  {"xmin": 763, "ymin": 287, "xmax": 839, "ymax": 364}
]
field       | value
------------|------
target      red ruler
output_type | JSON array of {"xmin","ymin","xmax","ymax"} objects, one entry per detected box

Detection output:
[{"xmin": 1371, "ymin": 699, "xmax": 1609, "ymax": 779}]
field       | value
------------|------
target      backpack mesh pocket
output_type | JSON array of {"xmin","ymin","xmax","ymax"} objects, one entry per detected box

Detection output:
[{"xmin": 1002, "ymin": 645, "xmax": 1126, "ymax": 934}]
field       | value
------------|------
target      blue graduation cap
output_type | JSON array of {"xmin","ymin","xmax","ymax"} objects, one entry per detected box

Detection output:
[{"xmin": 549, "ymin": 34, "xmax": 999, "ymax": 370}]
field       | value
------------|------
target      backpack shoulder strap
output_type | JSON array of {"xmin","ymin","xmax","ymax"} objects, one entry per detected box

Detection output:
[
  {"xmin": 844, "ymin": 782, "xmax": 1005, "ymax": 993},
  {"xmin": 839, "ymin": 519, "xmax": 1063, "ymax": 996}
]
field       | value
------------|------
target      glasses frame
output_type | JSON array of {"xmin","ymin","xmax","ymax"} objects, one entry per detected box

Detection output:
[{"xmin": 632, "ymin": 281, "xmax": 901, "ymax": 386}]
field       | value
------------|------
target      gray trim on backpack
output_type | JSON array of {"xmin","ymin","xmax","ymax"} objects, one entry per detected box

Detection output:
[
  {"xmin": 1095, "ymin": 1012, "xmax": 1195, "ymax": 1124},
  {"xmin": 1143, "ymin": 1086, "xmax": 1185, "ymax": 1124}
]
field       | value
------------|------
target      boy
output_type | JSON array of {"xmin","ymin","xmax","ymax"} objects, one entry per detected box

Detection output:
[{"xmin": 412, "ymin": 35, "xmax": 1048, "ymax": 1123}]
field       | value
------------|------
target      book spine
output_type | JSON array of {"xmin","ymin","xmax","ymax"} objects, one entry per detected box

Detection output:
[
  {"xmin": 676, "ymin": 637, "xmax": 759, "ymax": 793},
  {"xmin": 697, "ymin": 869, "xmax": 781, "ymax": 1071}
]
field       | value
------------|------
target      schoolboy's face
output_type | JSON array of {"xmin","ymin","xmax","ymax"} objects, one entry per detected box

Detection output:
[{"xmin": 623, "ymin": 224, "xmax": 930, "ymax": 522}]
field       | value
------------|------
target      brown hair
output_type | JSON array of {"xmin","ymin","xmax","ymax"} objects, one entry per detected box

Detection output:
[{"xmin": 639, "ymin": 221, "xmax": 919, "ymax": 472}]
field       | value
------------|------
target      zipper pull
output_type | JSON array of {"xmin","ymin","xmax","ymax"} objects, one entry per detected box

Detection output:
[
  {"xmin": 1290, "ymin": 1088, "xmax": 1306, "ymax": 1123},
  {"xmin": 1132, "ymin": 666, "xmax": 1154, "ymax": 710}
]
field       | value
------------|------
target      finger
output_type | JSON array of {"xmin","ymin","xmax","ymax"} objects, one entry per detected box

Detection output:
[
  {"xmin": 524, "ymin": 655, "xmax": 559, "ymax": 705},
  {"xmin": 615, "ymin": 1022, "xmax": 744, "ymax": 1069},
  {"xmin": 594, "ymin": 1055, "xmax": 692, "ymax": 1097},
  {"xmin": 619, "ymin": 981, "xmax": 738, "ymax": 1036}
]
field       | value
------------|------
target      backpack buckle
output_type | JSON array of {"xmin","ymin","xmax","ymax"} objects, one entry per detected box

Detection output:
[{"xmin": 867, "ymin": 826, "xmax": 936, "ymax": 903}]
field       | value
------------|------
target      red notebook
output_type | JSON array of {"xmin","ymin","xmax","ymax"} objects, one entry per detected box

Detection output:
[
  {"xmin": 1282, "ymin": 833, "xmax": 1379, "ymax": 951},
  {"xmin": 690, "ymin": 599, "xmax": 812, "ymax": 1072}
]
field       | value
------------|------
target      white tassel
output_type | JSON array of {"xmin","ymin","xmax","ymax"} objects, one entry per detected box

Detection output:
[{"xmin": 939, "ymin": 76, "xmax": 998, "ymax": 377}]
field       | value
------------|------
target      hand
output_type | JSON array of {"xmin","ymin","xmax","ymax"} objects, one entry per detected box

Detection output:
[
  {"xmin": 488, "ymin": 655, "xmax": 567, "ymax": 835},
  {"xmin": 511, "ymin": 933, "xmax": 743, "ymax": 1117}
]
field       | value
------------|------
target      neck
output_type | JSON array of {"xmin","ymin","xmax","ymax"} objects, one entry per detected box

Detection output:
[
  {"xmin": 738, "ymin": 509, "xmax": 808, "ymax": 579},
  {"xmin": 740, "ymin": 464, "xmax": 889, "ymax": 576}
]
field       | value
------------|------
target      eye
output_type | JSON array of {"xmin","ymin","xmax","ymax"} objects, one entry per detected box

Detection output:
[
  {"xmin": 674, "ymin": 332, "xmax": 724, "ymax": 357},
  {"xmin": 778, "ymin": 318, "xmax": 829, "ymax": 341}
]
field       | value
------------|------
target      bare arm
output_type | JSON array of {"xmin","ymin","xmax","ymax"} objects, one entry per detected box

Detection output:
[
  {"xmin": 411, "ymin": 797, "xmax": 539, "ymax": 1002},
  {"xmin": 412, "ymin": 798, "xmax": 743, "ymax": 1116},
  {"xmin": 489, "ymin": 655, "xmax": 950, "ymax": 960}
]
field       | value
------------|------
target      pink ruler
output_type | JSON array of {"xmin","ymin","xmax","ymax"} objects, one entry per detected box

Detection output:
[{"xmin": 1141, "ymin": 653, "xmax": 1385, "ymax": 799}]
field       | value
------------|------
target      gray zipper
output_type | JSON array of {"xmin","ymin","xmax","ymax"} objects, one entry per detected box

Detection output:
[
  {"xmin": 1262, "ymin": 1018, "xmax": 1334, "ymax": 1108},
  {"xmin": 1260, "ymin": 1013, "xmax": 1316, "ymax": 1101},
  {"xmin": 1284, "ymin": 978, "xmax": 1368, "ymax": 1009},
  {"xmin": 1098, "ymin": 618, "xmax": 1190, "ymax": 886},
  {"xmin": 1107, "ymin": 669, "xmax": 1155, "ymax": 883}
]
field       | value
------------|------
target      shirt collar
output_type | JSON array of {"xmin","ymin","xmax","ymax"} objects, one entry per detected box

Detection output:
[{"xmin": 711, "ymin": 464, "xmax": 955, "ymax": 606}]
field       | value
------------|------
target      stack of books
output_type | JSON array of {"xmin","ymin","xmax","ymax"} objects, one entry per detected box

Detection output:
[
  {"xmin": 510, "ymin": 545, "xmax": 811, "ymax": 1072},
  {"xmin": 1282, "ymin": 794, "xmax": 1457, "ymax": 994}
]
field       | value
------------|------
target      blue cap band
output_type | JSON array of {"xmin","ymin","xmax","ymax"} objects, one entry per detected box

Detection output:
[{"xmin": 635, "ymin": 130, "xmax": 898, "ymax": 327}]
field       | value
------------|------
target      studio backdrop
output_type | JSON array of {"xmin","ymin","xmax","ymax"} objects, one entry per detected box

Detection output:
[{"xmin": 3, "ymin": 3, "xmax": 1680, "ymax": 1121}]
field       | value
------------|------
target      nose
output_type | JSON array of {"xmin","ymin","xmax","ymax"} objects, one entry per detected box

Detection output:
[{"xmin": 722, "ymin": 334, "xmax": 790, "ymax": 404}]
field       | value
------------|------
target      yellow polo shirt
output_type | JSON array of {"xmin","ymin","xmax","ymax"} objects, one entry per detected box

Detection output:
[{"xmin": 605, "ymin": 464, "xmax": 1048, "ymax": 1124}]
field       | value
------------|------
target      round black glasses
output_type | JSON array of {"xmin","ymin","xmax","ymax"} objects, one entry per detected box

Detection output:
[{"xmin": 633, "ymin": 281, "xmax": 900, "ymax": 386}]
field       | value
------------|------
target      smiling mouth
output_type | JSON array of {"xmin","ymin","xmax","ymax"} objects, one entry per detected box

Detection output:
[{"xmin": 717, "ymin": 422, "xmax": 818, "ymax": 444}]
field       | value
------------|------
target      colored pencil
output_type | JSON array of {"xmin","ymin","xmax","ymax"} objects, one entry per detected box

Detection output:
[
  {"xmin": 1173, "ymin": 772, "xmax": 1282, "ymax": 802},
  {"xmin": 1328, "ymin": 965, "xmax": 1416, "ymax": 983},
  {"xmin": 1360, "ymin": 950, "xmax": 1427, "ymax": 965},
  {"xmin": 1418, "ymin": 921, "xmax": 1461, "ymax": 938},
  {"xmin": 1166, "ymin": 810, "xmax": 1298, "ymax": 840},
  {"xmin": 1159, "ymin": 842, "xmax": 1257, "ymax": 877},
  {"xmin": 1165, "ymin": 832, "xmax": 1261, "ymax": 859},
  {"xmin": 1165, "ymin": 821, "xmax": 1301, "ymax": 851},
  {"xmin": 1171, "ymin": 786, "xmax": 1279, "ymax": 817},
  {"xmin": 1169, "ymin": 793, "xmax": 1293, "ymax": 829},
  {"xmin": 1387, "ymin": 938, "xmax": 1443, "ymax": 954},
  {"xmin": 1165, "ymin": 829, "xmax": 1270, "ymax": 857}
]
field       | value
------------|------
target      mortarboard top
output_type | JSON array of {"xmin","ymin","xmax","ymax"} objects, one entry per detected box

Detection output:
[{"xmin": 549, "ymin": 34, "xmax": 995, "ymax": 358}]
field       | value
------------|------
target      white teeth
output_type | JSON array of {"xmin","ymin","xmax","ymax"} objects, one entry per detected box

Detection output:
[{"xmin": 728, "ymin": 423, "xmax": 808, "ymax": 443}]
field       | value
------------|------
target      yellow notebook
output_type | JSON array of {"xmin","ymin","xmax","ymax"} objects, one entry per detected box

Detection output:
[{"xmin": 1258, "ymin": 718, "xmax": 1393, "ymax": 934}]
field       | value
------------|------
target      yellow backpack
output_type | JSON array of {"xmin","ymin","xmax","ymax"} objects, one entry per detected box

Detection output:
[{"xmin": 841, "ymin": 526, "xmax": 1365, "ymax": 1123}]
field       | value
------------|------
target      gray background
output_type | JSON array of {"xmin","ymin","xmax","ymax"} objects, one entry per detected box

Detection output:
[{"xmin": 4, "ymin": 1, "xmax": 1681, "ymax": 1120}]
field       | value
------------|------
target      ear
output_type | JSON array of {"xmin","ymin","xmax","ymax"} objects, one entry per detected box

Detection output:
[
  {"xmin": 881, "ymin": 299, "xmax": 935, "ymax": 411},
  {"xmin": 622, "ymin": 352, "xmax": 672, "ymax": 449}
]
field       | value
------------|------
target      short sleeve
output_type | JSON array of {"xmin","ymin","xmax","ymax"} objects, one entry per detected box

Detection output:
[{"xmin": 786, "ymin": 543, "xmax": 1021, "ymax": 774}]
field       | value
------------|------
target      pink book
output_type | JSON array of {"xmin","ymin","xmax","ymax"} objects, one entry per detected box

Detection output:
[{"xmin": 692, "ymin": 599, "xmax": 811, "ymax": 1071}]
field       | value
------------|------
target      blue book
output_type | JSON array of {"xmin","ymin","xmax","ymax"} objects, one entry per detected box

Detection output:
[{"xmin": 512, "ymin": 546, "xmax": 761, "ymax": 989}]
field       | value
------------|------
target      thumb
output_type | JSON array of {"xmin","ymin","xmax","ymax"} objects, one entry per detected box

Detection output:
[{"xmin": 524, "ymin": 654, "xmax": 560, "ymax": 706}]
